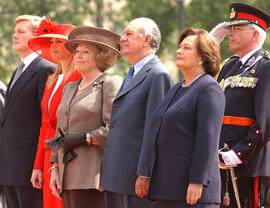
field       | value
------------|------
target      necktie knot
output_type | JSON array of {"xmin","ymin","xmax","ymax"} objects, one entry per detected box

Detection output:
[
  {"xmin": 123, "ymin": 66, "xmax": 134, "ymax": 89},
  {"xmin": 234, "ymin": 59, "xmax": 242, "ymax": 68}
]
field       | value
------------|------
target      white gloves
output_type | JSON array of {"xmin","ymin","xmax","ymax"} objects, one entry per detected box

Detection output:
[
  {"xmin": 220, "ymin": 150, "xmax": 243, "ymax": 166},
  {"xmin": 209, "ymin": 22, "xmax": 228, "ymax": 44}
]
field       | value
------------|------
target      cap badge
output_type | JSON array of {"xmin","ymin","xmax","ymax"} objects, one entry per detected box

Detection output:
[{"xmin": 230, "ymin": 8, "xmax": 236, "ymax": 19}]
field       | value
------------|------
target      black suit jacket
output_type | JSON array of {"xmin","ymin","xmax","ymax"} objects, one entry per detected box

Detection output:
[
  {"xmin": 0, "ymin": 81, "xmax": 6, "ymax": 123},
  {"xmin": 0, "ymin": 56, "xmax": 55, "ymax": 186}
]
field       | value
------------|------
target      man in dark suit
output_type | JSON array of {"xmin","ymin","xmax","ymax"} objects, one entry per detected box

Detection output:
[
  {"xmin": 0, "ymin": 15, "xmax": 55, "ymax": 208},
  {"xmin": 101, "ymin": 17, "xmax": 174, "ymax": 208},
  {"xmin": 212, "ymin": 3, "xmax": 270, "ymax": 207},
  {"xmin": 0, "ymin": 81, "xmax": 6, "ymax": 123},
  {"xmin": 0, "ymin": 80, "xmax": 6, "ymax": 207}
]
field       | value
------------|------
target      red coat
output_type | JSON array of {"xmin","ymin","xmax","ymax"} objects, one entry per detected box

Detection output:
[{"xmin": 34, "ymin": 70, "xmax": 81, "ymax": 208}]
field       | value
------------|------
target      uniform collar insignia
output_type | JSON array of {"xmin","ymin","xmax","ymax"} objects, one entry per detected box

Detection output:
[{"xmin": 244, "ymin": 56, "xmax": 255, "ymax": 67}]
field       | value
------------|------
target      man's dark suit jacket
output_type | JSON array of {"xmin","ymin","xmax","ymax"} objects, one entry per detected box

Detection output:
[
  {"xmin": 0, "ymin": 81, "xmax": 7, "ymax": 122},
  {"xmin": 144, "ymin": 74, "xmax": 225, "ymax": 204},
  {"xmin": 0, "ymin": 56, "xmax": 54, "ymax": 187},
  {"xmin": 101, "ymin": 56, "xmax": 174, "ymax": 195}
]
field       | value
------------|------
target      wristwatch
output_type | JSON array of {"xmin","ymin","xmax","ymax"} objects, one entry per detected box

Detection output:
[{"xmin": 86, "ymin": 133, "xmax": 92, "ymax": 146}]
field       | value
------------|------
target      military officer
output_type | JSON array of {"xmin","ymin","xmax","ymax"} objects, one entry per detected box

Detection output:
[{"xmin": 212, "ymin": 3, "xmax": 270, "ymax": 208}]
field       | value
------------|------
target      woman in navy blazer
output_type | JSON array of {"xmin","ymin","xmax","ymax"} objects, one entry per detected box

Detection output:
[{"xmin": 136, "ymin": 28, "xmax": 225, "ymax": 207}]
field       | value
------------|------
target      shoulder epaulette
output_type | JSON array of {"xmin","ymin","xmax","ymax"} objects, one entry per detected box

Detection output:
[
  {"xmin": 263, "ymin": 51, "xmax": 270, "ymax": 59},
  {"xmin": 220, "ymin": 55, "xmax": 239, "ymax": 68}
]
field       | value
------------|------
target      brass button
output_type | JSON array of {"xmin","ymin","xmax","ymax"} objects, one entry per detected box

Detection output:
[
  {"xmin": 248, "ymin": 143, "xmax": 252, "ymax": 146},
  {"xmin": 256, "ymin": 130, "xmax": 259, "ymax": 134},
  {"xmin": 237, "ymin": 152, "xmax": 242, "ymax": 156}
]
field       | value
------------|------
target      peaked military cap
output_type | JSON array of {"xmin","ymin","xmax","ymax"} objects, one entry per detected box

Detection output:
[{"xmin": 225, "ymin": 2, "xmax": 270, "ymax": 31}]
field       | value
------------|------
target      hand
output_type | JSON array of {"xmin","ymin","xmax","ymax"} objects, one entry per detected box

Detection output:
[
  {"xmin": 135, "ymin": 176, "xmax": 150, "ymax": 198},
  {"xmin": 30, "ymin": 169, "xmax": 43, "ymax": 189},
  {"xmin": 61, "ymin": 133, "xmax": 87, "ymax": 152},
  {"xmin": 44, "ymin": 128, "xmax": 65, "ymax": 151},
  {"xmin": 186, "ymin": 183, "xmax": 203, "ymax": 205},
  {"xmin": 50, "ymin": 168, "xmax": 61, "ymax": 198},
  {"xmin": 220, "ymin": 150, "xmax": 242, "ymax": 166},
  {"xmin": 210, "ymin": 22, "xmax": 228, "ymax": 43}
]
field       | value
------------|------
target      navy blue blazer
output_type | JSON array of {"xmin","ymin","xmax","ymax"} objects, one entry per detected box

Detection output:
[
  {"xmin": 144, "ymin": 74, "xmax": 225, "ymax": 203},
  {"xmin": 0, "ymin": 56, "xmax": 55, "ymax": 186},
  {"xmin": 101, "ymin": 56, "xmax": 174, "ymax": 195}
]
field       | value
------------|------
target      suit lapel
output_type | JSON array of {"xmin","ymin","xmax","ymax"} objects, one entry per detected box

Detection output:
[
  {"xmin": 2, "ymin": 57, "xmax": 42, "ymax": 122},
  {"xmin": 61, "ymin": 80, "xmax": 80, "ymax": 111},
  {"xmin": 116, "ymin": 68, "xmax": 147, "ymax": 99},
  {"xmin": 115, "ymin": 56, "xmax": 159, "ymax": 100},
  {"xmin": 69, "ymin": 73, "xmax": 106, "ymax": 109},
  {"xmin": 158, "ymin": 81, "xmax": 183, "ymax": 118}
]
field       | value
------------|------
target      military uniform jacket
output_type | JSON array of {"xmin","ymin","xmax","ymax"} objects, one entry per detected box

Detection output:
[{"xmin": 218, "ymin": 48, "xmax": 270, "ymax": 177}]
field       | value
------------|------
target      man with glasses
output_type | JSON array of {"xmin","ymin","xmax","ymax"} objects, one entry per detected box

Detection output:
[{"xmin": 211, "ymin": 3, "xmax": 270, "ymax": 208}]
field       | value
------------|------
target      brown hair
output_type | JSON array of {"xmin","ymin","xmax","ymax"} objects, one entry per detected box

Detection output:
[
  {"xmin": 96, "ymin": 45, "xmax": 118, "ymax": 72},
  {"xmin": 15, "ymin": 15, "xmax": 43, "ymax": 32},
  {"xmin": 178, "ymin": 27, "xmax": 221, "ymax": 77},
  {"xmin": 73, "ymin": 43, "xmax": 118, "ymax": 72},
  {"xmin": 47, "ymin": 60, "xmax": 75, "ymax": 88}
]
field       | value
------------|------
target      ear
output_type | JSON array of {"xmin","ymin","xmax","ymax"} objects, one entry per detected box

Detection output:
[
  {"xmin": 144, "ymin": 34, "xmax": 152, "ymax": 45},
  {"xmin": 251, "ymin": 30, "xmax": 259, "ymax": 42}
]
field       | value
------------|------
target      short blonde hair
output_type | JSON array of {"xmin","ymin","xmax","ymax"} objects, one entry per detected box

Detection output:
[{"xmin": 15, "ymin": 15, "xmax": 43, "ymax": 32}]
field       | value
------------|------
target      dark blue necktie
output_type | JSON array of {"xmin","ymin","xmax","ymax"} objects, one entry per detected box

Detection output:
[
  {"xmin": 230, "ymin": 59, "xmax": 243, "ymax": 76},
  {"xmin": 123, "ymin": 66, "xmax": 134, "ymax": 89}
]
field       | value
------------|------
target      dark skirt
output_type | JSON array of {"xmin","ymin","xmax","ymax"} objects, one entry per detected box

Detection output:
[
  {"xmin": 62, "ymin": 189, "xmax": 104, "ymax": 208},
  {"xmin": 153, "ymin": 200, "xmax": 219, "ymax": 208}
]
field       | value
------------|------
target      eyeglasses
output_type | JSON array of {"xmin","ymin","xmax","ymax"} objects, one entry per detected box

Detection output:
[{"xmin": 227, "ymin": 25, "xmax": 250, "ymax": 32}]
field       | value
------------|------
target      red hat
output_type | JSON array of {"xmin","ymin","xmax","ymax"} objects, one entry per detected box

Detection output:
[
  {"xmin": 225, "ymin": 3, "xmax": 270, "ymax": 31},
  {"xmin": 28, "ymin": 18, "xmax": 75, "ymax": 63}
]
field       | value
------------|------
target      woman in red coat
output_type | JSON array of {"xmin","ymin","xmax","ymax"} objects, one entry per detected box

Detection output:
[{"xmin": 28, "ymin": 18, "xmax": 81, "ymax": 208}]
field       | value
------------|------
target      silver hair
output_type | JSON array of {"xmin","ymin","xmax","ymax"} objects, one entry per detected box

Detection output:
[
  {"xmin": 248, "ymin": 23, "xmax": 266, "ymax": 47},
  {"xmin": 129, "ymin": 17, "xmax": 161, "ymax": 52}
]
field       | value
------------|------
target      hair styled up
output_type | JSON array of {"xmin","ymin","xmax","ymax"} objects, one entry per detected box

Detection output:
[{"xmin": 178, "ymin": 27, "xmax": 221, "ymax": 77}]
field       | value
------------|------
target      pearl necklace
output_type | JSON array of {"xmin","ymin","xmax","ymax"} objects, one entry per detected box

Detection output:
[
  {"xmin": 78, "ymin": 80, "xmax": 92, "ymax": 91},
  {"xmin": 182, "ymin": 72, "xmax": 205, "ymax": 88}
]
